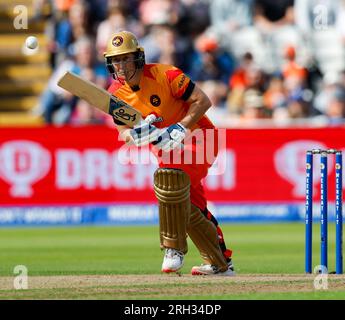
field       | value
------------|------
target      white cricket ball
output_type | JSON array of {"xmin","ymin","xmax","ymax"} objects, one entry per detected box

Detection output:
[{"xmin": 25, "ymin": 36, "xmax": 38, "ymax": 49}]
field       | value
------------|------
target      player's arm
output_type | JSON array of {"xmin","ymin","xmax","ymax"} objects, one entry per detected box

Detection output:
[
  {"xmin": 152, "ymin": 77, "xmax": 212, "ymax": 152},
  {"xmin": 179, "ymin": 84, "xmax": 212, "ymax": 130}
]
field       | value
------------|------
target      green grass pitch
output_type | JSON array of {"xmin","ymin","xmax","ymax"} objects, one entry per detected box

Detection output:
[{"xmin": 0, "ymin": 223, "xmax": 344, "ymax": 299}]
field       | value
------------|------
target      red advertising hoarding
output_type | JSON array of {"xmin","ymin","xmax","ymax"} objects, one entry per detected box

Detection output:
[{"xmin": 0, "ymin": 126, "xmax": 344, "ymax": 205}]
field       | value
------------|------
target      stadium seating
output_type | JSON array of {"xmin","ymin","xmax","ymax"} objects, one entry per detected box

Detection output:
[
  {"xmin": 229, "ymin": 26, "xmax": 273, "ymax": 73},
  {"xmin": 0, "ymin": 0, "xmax": 50, "ymax": 126},
  {"xmin": 268, "ymin": 25, "xmax": 310, "ymax": 69},
  {"xmin": 311, "ymin": 27, "xmax": 345, "ymax": 76}
]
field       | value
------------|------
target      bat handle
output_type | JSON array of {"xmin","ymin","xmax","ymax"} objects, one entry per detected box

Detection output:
[{"xmin": 145, "ymin": 113, "xmax": 159, "ymax": 125}]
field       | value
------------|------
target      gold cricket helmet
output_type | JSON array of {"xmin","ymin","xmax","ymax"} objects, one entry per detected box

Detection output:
[{"xmin": 104, "ymin": 31, "xmax": 144, "ymax": 58}]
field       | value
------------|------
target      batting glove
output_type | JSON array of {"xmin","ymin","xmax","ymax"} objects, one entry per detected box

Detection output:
[
  {"xmin": 152, "ymin": 123, "xmax": 186, "ymax": 152},
  {"xmin": 130, "ymin": 114, "xmax": 160, "ymax": 146}
]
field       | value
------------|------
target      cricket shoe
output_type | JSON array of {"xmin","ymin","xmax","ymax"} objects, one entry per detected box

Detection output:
[
  {"xmin": 191, "ymin": 260, "xmax": 235, "ymax": 276},
  {"xmin": 161, "ymin": 248, "xmax": 184, "ymax": 273}
]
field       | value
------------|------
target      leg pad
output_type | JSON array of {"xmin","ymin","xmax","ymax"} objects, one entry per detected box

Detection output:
[
  {"xmin": 187, "ymin": 205, "xmax": 228, "ymax": 271},
  {"xmin": 154, "ymin": 168, "xmax": 190, "ymax": 253}
]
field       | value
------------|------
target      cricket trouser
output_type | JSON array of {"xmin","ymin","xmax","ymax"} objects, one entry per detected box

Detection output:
[{"xmin": 153, "ymin": 128, "xmax": 233, "ymax": 262}]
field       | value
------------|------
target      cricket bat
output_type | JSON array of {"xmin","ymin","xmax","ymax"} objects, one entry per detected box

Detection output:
[{"xmin": 57, "ymin": 71, "xmax": 142, "ymax": 127}]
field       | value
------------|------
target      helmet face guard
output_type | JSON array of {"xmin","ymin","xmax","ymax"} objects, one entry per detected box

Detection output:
[
  {"xmin": 104, "ymin": 31, "xmax": 145, "ymax": 81},
  {"xmin": 105, "ymin": 50, "xmax": 145, "ymax": 74}
]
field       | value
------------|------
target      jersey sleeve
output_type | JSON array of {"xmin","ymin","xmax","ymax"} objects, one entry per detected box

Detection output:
[{"xmin": 165, "ymin": 67, "xmax": 195, "ymax": 101}]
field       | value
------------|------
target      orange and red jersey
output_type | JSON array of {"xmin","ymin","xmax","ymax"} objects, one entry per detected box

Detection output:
[
  {"xmin": 108, "ymin": 63, "xmax": 232, "ymax": 259},
  {"xmin": 282, "ymin": 61, "xmax": 307, "ymax": 81},
  {"xmin": 107, "ymin": 63, "xmax": 214, "ymax": 131},
  {"xmin": 108, "ymin": 63, "xmax": 217, "ymax": 210}
]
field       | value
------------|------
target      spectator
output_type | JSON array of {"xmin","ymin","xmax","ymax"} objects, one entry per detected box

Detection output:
[
  {"xmin": 55, "ymin": 0, "xmax": 77, "ymax": 11},
  {"xmin": 279, "ymin": 44, "xmax": 311, "ymax": 112},
  {"xmin": 150, "ymin": 25, "xmax": 189, "ymax": 69},
  {"xmin": 281, "ymin": 46, "xmax": 312, "ymax": 117},
  {"xmin": 140, "ymin": 24, "xmax": 191, "ymax": 70},
  {"xmin": 263, "ymin": 75, "xmax": 288, "ymax": 110},
  {"xmin": 209, "ymin": 0, "xmax": 253, "ymax": 40},
  {"xmin": 46, "ymin": 0, "xmax": 93, "ymax": 68},
  {"xmin": 178, "ymin": 0, "xmax": 211, "ymax": 36},
  {"xmin": 281, "ymin": 45, "xmax": 308, "ymax": 83},
  {"xmin": 70, "ymin": 99, "xmax": 112, "ymax": 125},
  {"xmin": 188, "ymin": 33, "xmax": 235, "ymax": 84},
  {"xmin": 325, "ymin": 86, "xmax": 345, "ymax": 124},
  {"xmin": 229, "ymin": 52, "xmax": 256, "ymax": 90},
  {"xmin": 286, "ymin": 94, "xmax": 311, "ymax": 118},
  {"xmin": 227, "ymin": 62, "xmax": 266, "ymax": 115},
  {"xmin": 69, "ymin": 37, "xmax": 108, "ymax": 85},
  {"xmin": 68, "ymin": 0, "xmax": 93, "ymax": 40},
  {"xmin": 139, "ymin": 0, "xmax": 183, "ymax": 27},
  {"xmin": 68, "ymin": 37, "xmax": 109, "ymax": 124},
  {"xmin": 32, "ymin": 0, "xmax": 54, "ymax": 21},
  {"xmin": 96, "ymin": 5, "xmax": 128, "ymax": 59},
  {"xmin": 43, "ymin": 1, "xmax": 76, "ymax": 68},
  {"xmin": 87, "ymin": 0, "xmax": 109, "ymax": 27},
  {"xmin": 240, "ymin": 89, "xmax": 271, "ymax": 122},
  {"xmin": 30, "ymin": 0, "xmax": 345, "ymax": 128},
  {"xmin": 202, "ymin": 80, "xmax": 230, "ymax": 126},
  {"xmin": 305, "ymin": 55, "xmax": 323, "ymax": 94},
  {"xmin": 35, "ymin": 58, "xmax": 76, "ymax": 124},
  {"xmin": 253, "ymin": 0, "xmax": 294, "ymax": 33},
  {"xmin": 340, "ymin": 70, "xmax": 345, "ymax": 87},
  {"xmin": 39, "ymin": 37, "xmax": 108, "ymax": 124},
  {"xmin": 313, "ymin": 72, "xmax": 344, "ymax": 115}
]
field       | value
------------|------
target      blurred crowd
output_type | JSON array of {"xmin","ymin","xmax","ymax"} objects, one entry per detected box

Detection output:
[{"xmin": 32, "ymin": 0, "xmax": 345, "ymax": 127}]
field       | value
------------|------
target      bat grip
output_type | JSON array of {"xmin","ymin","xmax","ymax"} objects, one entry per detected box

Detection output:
[{"xmin": 145, "ymin": 113, "xmax": 160, "ymax": 124}]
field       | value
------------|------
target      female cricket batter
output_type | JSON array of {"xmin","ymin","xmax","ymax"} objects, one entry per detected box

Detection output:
[{"xmin": 104, "ymin": 30, "xmax": 234, "ymax": 276}]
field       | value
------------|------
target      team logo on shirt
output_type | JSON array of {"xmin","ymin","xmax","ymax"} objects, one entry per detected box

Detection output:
[
  {"xmin": 178, "ymin": 75, "xmax": 186, "ymax": 88},
  {"xmin": 150, "ymin": 95, "xmax": 161, "ymax": 107},
  {"xmin": 112, "ymin": 36, "xmax": 124, "ymax": 47}
]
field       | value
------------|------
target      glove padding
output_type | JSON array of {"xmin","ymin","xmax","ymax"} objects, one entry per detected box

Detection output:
[
  {"xmin": 152, "ymin": 123, "xmax": 186, "ymax": 152},
  {"xmin": 130, "ymin": 114, "xmax": 160, "ymax": 146}
]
